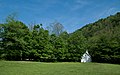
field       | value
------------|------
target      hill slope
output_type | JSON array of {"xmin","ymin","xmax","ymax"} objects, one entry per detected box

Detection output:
[{"xmin": 70, "ymin": 12, "xmax": 120, "ymax": 64}]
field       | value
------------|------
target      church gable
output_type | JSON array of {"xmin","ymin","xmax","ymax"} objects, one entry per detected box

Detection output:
[{"xmin": 81, "ymin": 51, "xmax": 91, "ymax": 63}]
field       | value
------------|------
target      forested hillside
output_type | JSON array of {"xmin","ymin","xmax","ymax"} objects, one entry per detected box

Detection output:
[
  {"xmin": 71, "ymin": 12, "xmax": 120, "ymax": 64},
  {"xmin": 0, "ymin": 12, "xmax": 120, "ymax": 64}
]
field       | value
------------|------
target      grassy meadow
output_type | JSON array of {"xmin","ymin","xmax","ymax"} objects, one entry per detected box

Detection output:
[{"xmin": 0, "ymin": 61, "xmax": 120, "ymax": 75}]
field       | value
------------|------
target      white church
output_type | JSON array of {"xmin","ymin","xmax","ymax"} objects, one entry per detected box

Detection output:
[{"xmin": 81, "ymin": 50, "xmax": 91, "ymax": 63}]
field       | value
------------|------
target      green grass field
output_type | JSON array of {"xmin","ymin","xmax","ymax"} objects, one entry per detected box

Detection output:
[{"xmin": 0, "ymin": 61, "xmax": 120, "ymax": 75}]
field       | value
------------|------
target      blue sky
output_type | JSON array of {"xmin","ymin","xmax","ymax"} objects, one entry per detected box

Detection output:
[{"xmin": 0, "ymin": 0, "xmax": 120, "ymax": 33}]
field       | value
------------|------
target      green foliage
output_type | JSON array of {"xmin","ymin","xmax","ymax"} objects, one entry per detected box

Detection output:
[
  {"xmin": 73, "ymin": 12, "xmax": 120, "ymax": 64},
  {"xmin": 0, "ymin": 18, "xmax": 29, "ymax": 60},
  {"xmin": 67, "ymin": 32, "xmax": 86, "ymax": 61},
  {"xmin": 0, "ymin": 12, "xmax": 120, "ymax": 64}
]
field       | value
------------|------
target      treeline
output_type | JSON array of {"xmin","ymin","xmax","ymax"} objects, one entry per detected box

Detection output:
[
  {"xmin": 0, "ymin": 15, "xmax": 85, "ymax": 62},
  {"xmin": 0, "ymin": 12, "xmax": 120, "ymax": 64}
]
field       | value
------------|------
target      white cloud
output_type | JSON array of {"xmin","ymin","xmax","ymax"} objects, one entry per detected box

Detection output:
[
  {"xmin": 99, "ymin": 8, "xmax": 117, "ymax": 17},
  {"xmin": 107, "ymin": 8, "xmax": 117, "ymax": 15},
  {"xmin": 76, "ymin": 0, "xmax": 89, "ymax": 5},
  {"xmin": 92, "ymin": 7, "xmax": 119, "ymax": 22},
  {"xmin": 70, "ymin": 0, "xmax": 91, "ymax": 11}
]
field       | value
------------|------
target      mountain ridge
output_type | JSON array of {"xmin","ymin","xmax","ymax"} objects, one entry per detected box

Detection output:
[{"xmin": 69, "ymin": 12, "xmax": 120, "ymax": 63}]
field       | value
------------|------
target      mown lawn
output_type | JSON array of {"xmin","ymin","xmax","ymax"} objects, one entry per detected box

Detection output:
[{"xmin": 0, "ymin": 61, "xmax": 120, "ymax": 75}]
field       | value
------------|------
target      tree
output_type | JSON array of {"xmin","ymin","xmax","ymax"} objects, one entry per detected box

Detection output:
[
  {"xmin": 47, "ymin": 21, "xmax": 64, "ymax": 36},
  {"xmin": 1, "ymin": 15, "xmax": 29, "ymax": 60},
  {"xmin": 67, "ymin": 32, "xmax": 86, "ymax": 62}
]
